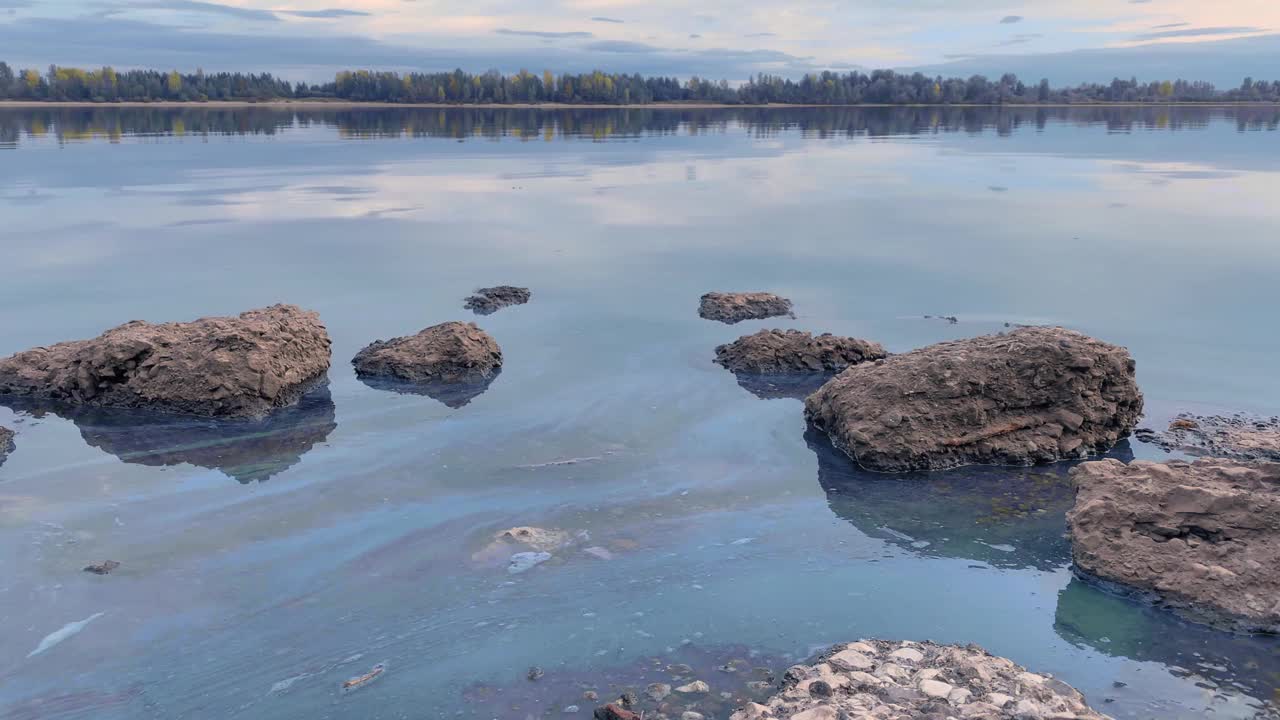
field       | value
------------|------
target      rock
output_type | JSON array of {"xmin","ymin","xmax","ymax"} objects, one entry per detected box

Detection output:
[
  {"xmin": 698, "ymin": 292, "xmax": 793, "ymax": 324},
  {"xmin": 807, "ymin": 679, "xmax": 832, "ymax": 697},
  {"xmin": 618, "ymin": 691, "xmax": 639, "ymax": 708},
  {"xmin": 714, "ymin": 329, "xmax": 887, "ymax": 375},
  {"xmin": 594, "ymin": 704, "xmax": 640, "ymax": 720},
  {"xmin": 352, "ymin": 321, "xmax": 501, "ymax": 388},
  {"xmin": 464, "ymin": 286, "xmax": 531, "ymax": 315},
  {"xmin": 646, "ymin": 683, "xmax": 672, "ymax": 702},
  {"xmin": 681, "ymin": 713, "xmax": 705, "ymax": 720},
  {"xmin": 583, "ymin": 691, "xmax": 599, "ymax": 702},
  {"xmin": 805, "ymin": 327, "xmax": 1142, "ymax": 472},
  {"xmin": 1068, "ymin": 458, "xmax": 1280, "ymax": 632},
  {"xmin": 527, "ymin": 666, "xmax": 545, "ymax": 681},
  {"xmin": 0, "ymin": 305, "xmax": 331, "ymax": 419},
  {"xmin": 497, "ymin": 526, "xmax": 573, "ymax": 553},
  {"xmin": 507, "ymin": 551, "xmax": 552, "ymax": 574},
  {"xmin": 0, "ymin": 425, "xmax": 13, "ymax": 466},
  {"xmin": 675, "ymin": 680, "xmax": 710, "ymax": 694},
  {"xmin": 739, "ymin": 639, "xmax": 1108, "ymax": 720},
  {"xmin": 83, "ymin": 560, "xmax": 120, "ymax": 575},
  {"xmin": 564, "ymin": 705, "xmax": 580, "ymax": 714},
  {"xmin": 1134, "ymin": 412, "xmax": 1280, "ymax": 462}
]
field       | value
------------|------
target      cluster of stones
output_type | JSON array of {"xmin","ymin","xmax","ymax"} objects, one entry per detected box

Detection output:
[
  {"xmin": 731, "ymin": 640, "xmax": 1108, "ymax": 720},
  {"xmin": 464, "ymin": 285, "xmax": 532, "ymax": 315},
  {"xmin": 1134, "ymin": 413, "xmax": 1280, "ymax": 462},
  {"xmin": 699, "ymin": 292, "xmax": 794, "ymax": 324},
  {"xmin": 0, "ymin": 425, "xmax": 13, "ymax": 466},
  {"xmin": 1068, "ymin": 458, "xmax": 1280, "ymax": 633}
]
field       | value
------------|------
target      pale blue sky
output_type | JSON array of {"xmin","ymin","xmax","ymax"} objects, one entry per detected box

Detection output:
[{"xmin": 1, "ymin": 0, "xmax": 1276, "ymax": 83}]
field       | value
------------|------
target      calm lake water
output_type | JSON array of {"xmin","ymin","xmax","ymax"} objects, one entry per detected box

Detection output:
[{"xmin": 1, "ymin": 106, "xmax": 1279, "ymax": 720}]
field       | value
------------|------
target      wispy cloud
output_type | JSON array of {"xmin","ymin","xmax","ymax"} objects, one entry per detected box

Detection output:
[
  {"xmin": 284, "ymin": 8, "xmax": 369, "ymax": 18},
  {"xmin": 1000, "ymin": 15, "xmax": 1022, "ymax": 24},
  {"xmin": 689, "ymin": 33, "xmax": 701, "ymax": 39},
  {"xmin": 495, "ymin": 28, "xmax": 593, "ymax": 39},
  {"xmin": 745, "ymin": 32, "xmax": 776, "ymax": 38},
  {"xmin": 1133, "ymin": 25, "xmax": 1266, "ymax": 41},
  {"xmin": 585, "ymin": 40, "xmax": 658, "ymax": 53},
  {"xmin": 124, "ymin": 0, "xmax": 279, "ymax": 21},
  {"xmin": 589, "ymin": 16, "xmax": 622, "ymax": 23},
  {"xmin": 1151, "ymin": 22, "xmax": 1188, "ymax": 29},
  {"xmin": 998, "ymin": 33, "xmax": 1043, "ymax": 46}
]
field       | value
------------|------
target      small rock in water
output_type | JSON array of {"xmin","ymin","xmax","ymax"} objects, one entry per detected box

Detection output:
[
  {"xmin": 464, "ymin": 286, "xmax": 531, "ymax": 315},
  {"xmin": 527, "ymin": 666, "xmax": 545, "ymax": 681},
  {"xmin": 340, "ymin": 662, "xmax": 386, "ymax": 694},
  {"xmin": 583, "ymin": 546, "xmax": 614, "ymax": 560},
  {"xmin": 83, "ymin": 560, "xmax": 121, "ymax": 575},
  {"xmin": 618, "ymin": 691, "xmax": 639, "ymax": 708},
  {"xmin": 675, "ymin": 680, "xmax": 710, "ymax": 694},
  {"xmin": 681, "ymin": 713, "xmax": 705, "ymax": 720},
  {"xmin": 583, "ymin": 691, "xmax": 599, "ymax": 701},
  {"xmin": 698, "ymin": 292, "xmax": 794, "ymax": 324},
  {"xmin": 645, "ymin": 682, "xmax": 672, "ymax": 702},
  {"xmin": 563, "ymin": 705, "xmax": 580, "ymax": 714},
  {"xmin": 593, "ymin": 704, "xmax": 639, "ymax": 720},
  {"xmin": 508, "ymin": 551, "xmax": 552, "ymax": 574}
]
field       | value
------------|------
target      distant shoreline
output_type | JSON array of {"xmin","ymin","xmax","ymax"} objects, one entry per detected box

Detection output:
[{"xmin": 2, "ymin": 100, "xmax": 1278, "ymax": 110}]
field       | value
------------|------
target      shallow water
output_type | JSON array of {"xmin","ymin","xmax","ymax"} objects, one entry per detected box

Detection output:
[{"xmin": 1, "ymin": 106, "xmax": 1279, "ymax": 719}]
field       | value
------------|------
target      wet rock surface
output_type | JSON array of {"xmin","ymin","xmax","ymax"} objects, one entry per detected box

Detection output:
[
  {"xmin": 714, "ymin": 330, "xmax": 887, "ymax": 375},
  {"xmin": 804, "ymin": 327, "xmax": 1143, "ymax": 472},
  {"xmin": 0, "ymin": 305, "xmax": 331, "ymax": 419},
  {"xmin": 352, "ymin": 321, "xmax": 502, "ymax": 385},
  {"xmin": 735, "ymin": 639, "xmax": 1108, "ymax": 720},
  {"xmin": 698, "ymin": 293, "xmax": 794, "ymax": 325},
  {"xmin": 3, "ymin": 386, "xmax": 337, "ymax": 483},
  {"xmin": 0, "ymin": 425, "xmax": 13, "ymax": 466},
  {"xmin": 1068, "ymin": 458, "xmax": 1280, "ymax": 633},
  {"xmin": 1134, "ymin": 413, "xmax": 1280, "ymax": 462},
  {"xmin": 356, "ymin": 371, "xmax": 500, "ymax": 408},
  {"xmin": 465, "ymin": 286, "xmax": 532, "ymax": 315}
]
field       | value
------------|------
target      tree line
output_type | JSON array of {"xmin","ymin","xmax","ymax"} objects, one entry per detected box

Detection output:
[{"xmin": 2, "ymin": 62, "xmax": 1279, "ymax": 105}]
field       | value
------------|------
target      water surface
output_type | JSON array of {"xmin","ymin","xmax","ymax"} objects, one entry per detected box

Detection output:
[{"xmin": 1, "ymin": 106, "xmax": 1279, "ymax": 720}]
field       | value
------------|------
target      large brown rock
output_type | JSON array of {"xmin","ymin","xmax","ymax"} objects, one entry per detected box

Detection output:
[
  {"xmin": 733, "ymin": 639, "xmax": 1109, "ymax": 720},
  {"xmin": 698, "ymin": 292, "xmax": 793, "ymax": 324},
  {"xmin": 351, "ymin": 321, "xmax": 502, "ymax": 384},
  {"xmin": 714, "ymin": 329, "xmax": 887, "ymax": 374},
  {"xmin": 0, "ymin": 305, "xmax": 331, "ymax": 419},
  {"xmin": 1068, "ymin": 458, "xmax": 1280, "ymax": 633},
  {"xmin": 804, "ymin": 327, "xmax": 1142, "ymax": 472}
]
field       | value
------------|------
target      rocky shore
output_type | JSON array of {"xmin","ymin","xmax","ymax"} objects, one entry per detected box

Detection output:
[
  {"xmin": 464, "ymin": 286, "xmax": 531, "ymax": 315},
  {"xmin": 730, "ymin": 639, "xmax": 1108, "ymax": 720},
  {"xmin": 714, "ymin": 330, "xmax": 887, "ymax": 374},
  {"xmin": 0, "ymin": 305, "xmax": 331, "ymax": 419},
  {"xmin": 699, "ymin": 292, "xmax": 794, "ymax": 324},
  {"xmin": 1068, "ymin": 458, "xmax": 1280, "ymax": 633},
  {"xmin": 1134, "ymin": 413, "xmax": 1280, "ymax": 462},
  {"xmin": 805, "ymin": 327, "xmax": 1143, "ymax": 472},
  {"xmin": 351, "ymin": 321, "xmax": 502, "ymax": 384}
]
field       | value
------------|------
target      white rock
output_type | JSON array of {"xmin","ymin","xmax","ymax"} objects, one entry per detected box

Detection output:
[
  {"xmin": 676, "ymin": 680, "xmax": 710, "ymax": 694},
  {"xmin": 730, "ymin": 703, "xmax": 771, "ymax": 720},
  {"xmin": 916, "ymin": 668, "xmax": 942, "ymax": 681},
  {"xmin": 1017, "ymin": 672, "xmax": 1046, "ymax": 686},
  {"xmin": 847, "ymin": 641, "xmax": 878, "ymax": 654},
  {"xmin": 890, "ymin": 647, "xmax": 925, "ymax": 664},
  {"xmin": 919, "ymin": 679, "xmax": 954, "ymax": 698},
  {"xmin": 875, "ymin": 662, "xmax": 910, "ymax": 681},
  {"xmin": 1014, "ymin": 698, "xmax": 1045, "ymax": 719},
  {"xmin": 829, "ymin": 649, "xmax": 875, "ymax": 671},
  {"xmin": 507, "ymin": 551, "xmax": 552, "ymax": 574},
  {"xmin": 791, "ymin": 707, "xmax": 839, "ymax": 720},
  {"xmin": 987, "ymin": 692, "xmax": 1014, "ymax": 708},
  {"xmin": 681, "ymin": 713, "xmax": 705, "ymax": 720},
  {"xmin": 948, "ymin": 688, "xmax": 973, "ymax": 705}
]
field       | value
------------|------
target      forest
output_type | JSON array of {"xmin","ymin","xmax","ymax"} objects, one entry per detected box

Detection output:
[{"xmin": 1, "ymin": 62, "xmax": 1279, "ymax": 105}]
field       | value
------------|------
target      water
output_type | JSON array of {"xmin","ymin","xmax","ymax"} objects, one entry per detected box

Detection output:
[{"xmin": 1, "ymin": 106, "xmax": 1278, "ymax": 719}]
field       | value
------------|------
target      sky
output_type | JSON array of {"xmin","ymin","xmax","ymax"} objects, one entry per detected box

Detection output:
[{"xmin": 1, "ymin": 0, "xmax": 1277, "ymax": 84}]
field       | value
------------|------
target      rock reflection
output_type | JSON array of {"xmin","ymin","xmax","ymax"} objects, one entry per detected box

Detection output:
[
  {"xmin": 808, "ymin": 427, "xmax": 1134, "ymax": 570},
  {"xmin": 1054, "ymin": 578, "xmax": 1280, "ymax": 714},
  {"xmin": 356, "ymin": 370, "xmax": 500, "ymax": 409},
  {"xmin": 3, "ymin": 386, "xmax": 336, "ymax": 483},
  {"xmin": 731, "ymin": 372, "xmax": 833, "ymax": 401}
]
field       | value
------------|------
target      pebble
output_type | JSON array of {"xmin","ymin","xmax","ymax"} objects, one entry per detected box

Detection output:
[{"xmin": 675, "ymin": 680, "xmax": 710, "ymax": 694}]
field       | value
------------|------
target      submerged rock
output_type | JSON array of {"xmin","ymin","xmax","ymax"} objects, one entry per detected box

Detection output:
[
  {"xmin": 0, "ymin": 425, "xmax": 13, "ymax": 466},
  {"xmin": 83, "ymin": 560, "xmax": 121, "ymax": 575},
  {"xmin": 464, "ymin": 286, "xmax": 532, "ymax": 315},
  {"xmin": 5, "ymin": 386, "xmax": 337, "ymax": 483},
  {"xmin": 733, "ymin": 639, "xmax": 1108, "ymax": 720},
  {"xmin": 804, "ymin": 327, "xmax": 1143, "ymax": 472},
  {"xmin": 352, "ymin": 321, "xmax": 501, "ymax": 385},
  {"xmin": 1068, "ymin": 458, "xmax": 1280, "ymax": 633},
  {"xmin": 714, "ymin": 329, "xmax": 887, "ymax": 375},
  {"xmin": 1134, "ymin": 413, "xmax": 1280, "ymax": 462},
  {"xmin": 0, "ymin": 305, "xmax": 331, "ymax": 419},
  {"xmin": 699, "ymin": 292, "xmax": 794, "ymax": 324}
]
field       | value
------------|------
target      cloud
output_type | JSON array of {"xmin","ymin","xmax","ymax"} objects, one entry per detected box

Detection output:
[
  {"xmin": 689, "ymin": 33, "xmax": 701, "ymax": 39},
  {"xmin": 120, "ymin": 0, "xmax": 280, "ymax": 20},
  {"xmin": 1151, "ymin": 22, "xmax": 1189, "ymax": 29},
  {"xmin": 0, "ymin": 0, "xmax": 33, "ymax": 6},
  {"xmin": 589, "ymin": 16, "xmax": 622, "ymax": 23},
  {"xmin": 495, "ymin": 28, "xmax": 593, "ymax": 39},
  {"xmin": 584, "ymin": 40, "xmax": 659, "ymax": 53},
  {"xmin": 745, "ymin": 32, "xmax": 777, "ymax": 38},
  {"xmin": 284, "ymin": 8, "xmax": 369, "ymax": 18},
  {"xmin": 1132, "ymin": 25, "xmax": 1266, "ymax": 41},
  {"xmin": 1000, "ymin": 15, "xmax": 1022, "ymax": 24},
  {"xmin": 998, "ymin": 33, "xmax": 1043, "ymax": 47}
]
